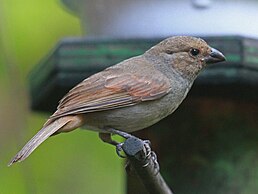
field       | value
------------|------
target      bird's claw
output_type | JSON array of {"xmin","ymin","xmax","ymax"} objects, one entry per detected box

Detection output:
[
  {"xmin": 105, "ymin": 129, "xmax": 157, "ymax": 171},
  {"xmin": 142, "ymin": 140, "xmax": 151, "ymax": 159},
  {"xmin": 150, "ymin": 151, "xmax": 160, "ymax": 174},
  {"xmin": 116, "ymin": 143, "xmax": 126, "ymax": 158},
  {"xmin": 142, "ymin": 140, "xmax": 160, "ymax": 174},
  {"xmin": 143, "ymin": 139, "xmax": 151, "ymax": 145}
]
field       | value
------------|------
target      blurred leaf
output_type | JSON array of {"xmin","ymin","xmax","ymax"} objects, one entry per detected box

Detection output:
[{"xmin": 0, "ymin": 1, "xmax": 124, "ymax": 194}]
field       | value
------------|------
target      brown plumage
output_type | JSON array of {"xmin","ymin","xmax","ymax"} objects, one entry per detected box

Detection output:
[
  {"xmin": 9, "ymin": 36, "xmax": 225, "ymax": 166},
  {"xmin": 51, "ymin": 71, "xmax": 171, "ymax": 119}
]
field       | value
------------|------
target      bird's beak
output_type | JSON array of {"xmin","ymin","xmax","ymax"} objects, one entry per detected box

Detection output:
[{"xmin": 204, "ymin": 48, "xmax": 226, "ymax": 64}]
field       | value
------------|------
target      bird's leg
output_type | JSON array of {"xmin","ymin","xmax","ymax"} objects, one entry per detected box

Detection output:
[
  {"xmin": 99, "ymin": 133, "xmax": 118, "ymax": 146},
  {"xmin": 101, "ymin": 128, "xmax": 153, "ymax": 160},
  {"xmin": 100, "ymin": 129, "xmax": 159, "ymax": 172},
  {"xmin": 102, "ymin": 128, "xmax": 150, "ymax": 158},
  {"xmin": 101, "ymin": 128, "xmax": 136, "ymax": 158},
  {"xmin": 104, "ymin": 128, "xmax": 133, "ymax": 139},
  {"xmin": 98, "ymin": 131, "xmax": 127, "ymax": 157}
]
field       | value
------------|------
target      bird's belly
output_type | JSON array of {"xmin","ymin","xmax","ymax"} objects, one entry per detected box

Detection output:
[{"xmin": 82, "ymin": 89, "xmax": 188, "ymax": 133}]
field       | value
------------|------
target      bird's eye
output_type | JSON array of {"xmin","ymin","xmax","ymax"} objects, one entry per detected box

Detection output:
[{"xmin": 190, "ymin": 48, "xmax": 200, "ymax": 56}]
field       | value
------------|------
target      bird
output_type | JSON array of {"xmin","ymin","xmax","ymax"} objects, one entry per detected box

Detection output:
[{"xmin": 9, "ymin": 36, "xmax": 225, "ymax": 166}]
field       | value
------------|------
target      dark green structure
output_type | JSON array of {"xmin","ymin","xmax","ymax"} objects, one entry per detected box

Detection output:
[{"xmin": 29, "ymin": 36, "xmax": 258, "ymax": 194}]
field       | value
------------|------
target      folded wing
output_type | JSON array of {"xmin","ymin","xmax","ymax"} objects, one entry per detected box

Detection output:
[{"xmin": 50, "ymin": 69, "xmax": 172, "ymax": 120}]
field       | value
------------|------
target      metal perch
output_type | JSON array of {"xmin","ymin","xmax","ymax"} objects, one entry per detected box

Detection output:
[{"xmin": 122, "ymin": 137, "xmax": 173, "ymax": 194}]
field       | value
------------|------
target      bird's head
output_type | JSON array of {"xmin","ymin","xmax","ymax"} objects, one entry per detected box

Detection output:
[{"xmin": 146, "ymin": 36, "xmax": 226, "ymax": 81}]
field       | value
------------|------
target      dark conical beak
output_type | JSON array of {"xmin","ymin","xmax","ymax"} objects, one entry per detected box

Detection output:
[{"xmin": 204, "ymin": 48, "xmax": 226, "ymax": 64}]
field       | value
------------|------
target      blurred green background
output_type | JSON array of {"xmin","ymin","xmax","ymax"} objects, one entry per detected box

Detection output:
[{"xmin": 0, "ymin": 0, "xmax": 124, "ymax": 193}]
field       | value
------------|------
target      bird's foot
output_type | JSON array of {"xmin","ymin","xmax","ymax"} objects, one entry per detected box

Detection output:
[
  {"xmin": 115, "ymin": 139, "xmax": 152, "ymax": 159},
  {"xmin": 100, "ymin": 129, "xmax": 155, "ymax": 163},
  {"xmin": 150, "ymin": 151, "xmax": 160, "ymax": 174},
  {"xmin": 116, "ymin": 143, "xmax": 126, "ymax": 158},
  {"xmin": 103, "ymin": 128, "xmax": 133, "ymax": 158},
  {"xmin": 99, "ymin": 129, "xmax": 134, "ymax": 158},
  {"xmin": 142, "ymin": 140, "xmax": 159, "ymax": 174}
]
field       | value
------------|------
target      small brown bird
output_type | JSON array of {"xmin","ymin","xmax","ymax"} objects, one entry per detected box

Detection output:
[{"xmin": 9, "ymin": 36, "xmax": 225, "ymax": 166}]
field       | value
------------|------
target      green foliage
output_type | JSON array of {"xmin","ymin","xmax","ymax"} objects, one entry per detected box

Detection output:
[{"xmin": 0, "ymin": 1, "xmax": 124, "ymax": 193}]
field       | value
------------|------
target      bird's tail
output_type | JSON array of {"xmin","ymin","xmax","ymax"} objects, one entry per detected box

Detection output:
[{"xmin": 8, "ymin": 117, "xmax": 73, "ymax": 166}]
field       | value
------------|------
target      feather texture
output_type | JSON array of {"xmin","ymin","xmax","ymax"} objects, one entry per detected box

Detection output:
[
  {"xmin": 8, "ymin": 117, "xmax": 72, "ymax": 166},
  {"xmin": 51, "ymin": 70, "xmax": 172, "ymax": 119}
]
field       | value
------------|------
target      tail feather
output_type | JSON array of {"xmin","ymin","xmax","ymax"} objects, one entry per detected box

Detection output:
[{"xmin": 8, "ymin": 117, "xmax": 71, "ymax": 166}]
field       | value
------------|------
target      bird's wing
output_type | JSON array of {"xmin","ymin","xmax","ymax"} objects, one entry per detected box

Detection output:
[{"xmin": 50, "ymin": 69, "xmax": 171, "ymax": 119}]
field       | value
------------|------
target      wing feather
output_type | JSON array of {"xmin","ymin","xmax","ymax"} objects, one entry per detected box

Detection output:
[{"xmin": 51, "ymin": 70, "xmax": 171, "ymax": 119}]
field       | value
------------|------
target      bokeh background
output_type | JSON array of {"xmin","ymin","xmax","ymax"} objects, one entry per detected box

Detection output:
[
  {"xmin": 2, "ymin": 0, "xmax": 258, "ymax": 194},
  {"xmin": 0, "ymin": 1, "xmax": 124, "ymax": 193}
]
